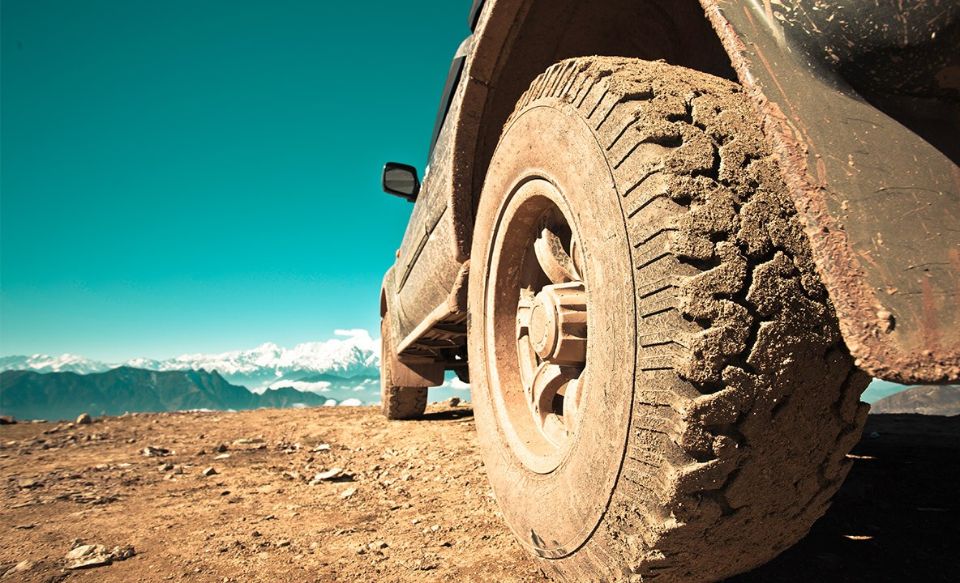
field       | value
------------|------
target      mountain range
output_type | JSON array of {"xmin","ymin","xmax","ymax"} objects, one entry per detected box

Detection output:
[
  {"xmin": 0, "ymin": 367, "xmax": 345, "ymax": 421},
  {"xmin": 0, "ymin": 329, "xmax": 380, "ymax": 393},
  {"xmin": 0, "ymin": 330, "xmax": 471, "ymax": 419}
]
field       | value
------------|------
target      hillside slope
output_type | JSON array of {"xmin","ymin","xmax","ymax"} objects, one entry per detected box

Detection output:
[
  {"xmin": 871, "ymin": 385, "xmax": 960, "ymax": 416},
  {"xmin": 0, "ymin": 367, "xmax": 332, "ymax": 420}
]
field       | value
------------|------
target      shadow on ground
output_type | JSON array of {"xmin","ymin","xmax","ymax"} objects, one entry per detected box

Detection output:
[
  {"xmin": 419, "ymin": 408, "xmax": 475, "ymax": 422},
  {"xmin": 729, "ymin": 414, "xmax": 960, "ymax": 582}
]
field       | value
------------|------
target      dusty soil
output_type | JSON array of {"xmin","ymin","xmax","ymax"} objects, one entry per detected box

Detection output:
[{"xmin": 1, "ymin": 406, "xmax": 957, "ymax": 582}]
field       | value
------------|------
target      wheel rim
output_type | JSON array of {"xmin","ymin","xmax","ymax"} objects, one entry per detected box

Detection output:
[{"xmin": 485, "ymin": 178, "xmax": 588, "ymax": 473}]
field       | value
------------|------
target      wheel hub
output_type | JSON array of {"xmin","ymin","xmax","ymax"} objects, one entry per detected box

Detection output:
[
  {"xmin": 528, "ymin": 283, "xmax": 587, "ymax": 365},
  {"xmin": 511, "ymin": 216, "xmax": 589, "ymax": 452}
]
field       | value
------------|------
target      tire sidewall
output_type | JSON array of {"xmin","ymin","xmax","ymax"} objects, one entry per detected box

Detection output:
[
  {"xmin": 380, "ymin": 316, "xmax": 395, "ymax": 417},
  {"xmin": 468, "ymin": 101, "xmax": 637, "ymax": 558}
]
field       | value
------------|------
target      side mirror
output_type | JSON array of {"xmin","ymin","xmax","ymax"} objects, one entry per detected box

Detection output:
[{"xmin": 382, "ymin": 162, "xmax": 420, "ymax": 202}]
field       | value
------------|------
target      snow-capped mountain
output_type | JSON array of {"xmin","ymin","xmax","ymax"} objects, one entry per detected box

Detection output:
[
  {"xmin": 0, "ymin": 354, "xmax": 110, "ymax": 375},
  {"xmin": 1, "ymin": 329, "xmax": 380, "ymax": 393},
  {"xmin": 1, "ymin": 328, "xmax": 470, "ymax": 415},
  {"xmin": 125, "ymin": 329, "xmax": 381, "ymax": 391}
]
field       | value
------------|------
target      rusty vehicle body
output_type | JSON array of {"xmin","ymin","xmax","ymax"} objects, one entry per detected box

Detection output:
[
  {"xmin": 382, "ymin": 0, "xmax": 959, "ymax": 386},
  {"xmin": 379, "ymin": 0, "xmax": 958, "ymax": 579}
]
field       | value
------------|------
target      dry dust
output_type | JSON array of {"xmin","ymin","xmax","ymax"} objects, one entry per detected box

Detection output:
[
  {"xmin": 1, "ymin": 406, "xmax": 957, "ymax": 582},
  {"xmin": 0, "ymin": 405, "xmax": 538, "ymax": 583}
]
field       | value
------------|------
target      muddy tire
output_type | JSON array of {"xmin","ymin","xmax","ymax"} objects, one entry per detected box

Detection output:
[
  {"xmin": 380, "ymin": 317, "xmax": 427, "ymax": 420},
  {"xmin": 467, "ymin": 57, "xmax": 870, "ymax": 582}
]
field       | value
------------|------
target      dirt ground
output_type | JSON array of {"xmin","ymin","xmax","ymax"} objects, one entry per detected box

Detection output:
[{"xmin": 1, "ymin": 406, "xmax": 957, "ymax": 582}]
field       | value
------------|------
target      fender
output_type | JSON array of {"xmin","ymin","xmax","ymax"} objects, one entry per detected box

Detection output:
[
  {"xmin": 701, "ymin": 1, "xmax": 959, "ymax": 382},
  {"xmin": 381, "ymin": 266, "xmax": 445, "ymax": 387}
]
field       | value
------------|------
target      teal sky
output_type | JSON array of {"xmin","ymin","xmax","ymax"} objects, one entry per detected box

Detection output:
[{"xmin": 1, "ymin": 0, "xmax": 467, "ymax": 360}]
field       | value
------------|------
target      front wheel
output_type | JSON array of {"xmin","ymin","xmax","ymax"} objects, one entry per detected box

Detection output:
[
  {"xmin": 380, "ymin": 316, "xmax": 427, "ymax": 420},
  {"xmin": 467, "ymin": 57, "xmax": 870, "ymax": 582}
]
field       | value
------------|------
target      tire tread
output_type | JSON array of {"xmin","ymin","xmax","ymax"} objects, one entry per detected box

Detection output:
[{"xmin": 506, "ymin": 57, "xmax": 869, "ymax": 582}]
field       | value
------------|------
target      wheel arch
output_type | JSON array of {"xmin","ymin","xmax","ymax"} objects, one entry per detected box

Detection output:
[
  {"xmin": 461, "ymin": 0, "xmax": 735, "ymax": 221},
  {"xmin": 379, "ymin": 266, "xmax": 398, "ymax": 350}
]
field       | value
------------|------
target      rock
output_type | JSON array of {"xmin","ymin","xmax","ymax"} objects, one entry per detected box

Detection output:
[
  {"xmin": 159, "ymin": 462, "xmax": 174, "ymax": 472},
  {"xmin": 64, "ymin": 544, "xmax": 107, "ymax": 568},
  {"xmin": 312, "ymin": 443, "xmax": 331, "ymax": 452},
  {"xmin": 447, "ymin": 397, "xmax": 461, "ymax": 407},
  {"xmin": 142, "ymin": 446, "xmax": 172, "ymax": 457},
  {"xmin": 275, "ymin": 540, "xmax": 291, "ymax": 548},
  {"xmin": 64, "ymin": 544, "xmax": 135, "ymax": 570},
  {"xmin": 279, "ymin": 442, "xmax": 301, "ymax": 453},
  {"xmin": 214, "ymin": 443, "xmax": 229, "ymax": 453},
  {"xmin": 413, "ymin": 558, "xmax": 438, "ymax": 571},
  {"xmin": 201, "ymin": 467, "xmax": 218, "ymax": 477},
  {"xmin": 369, "ymin": 540, "xmax": 388, "ymax": 550},
  {"xmin": 233, "ymin": 437, "xmax": 265, "ymax": 446},
  {"xmin": 309, "ymin": 468, "xmax": 343, "ymax": 485},
  {"xmin": 66, "ymin": 553, "xmax": 113, "ymax": 570},
  {"xmin": 76, "ymin": 413, "xmax": 93, "ymax": 425},
  {"xmin": 214, "ymin": 453, "xmax": 231, "ymax": 460},
  {"xmin": 340, "ymin": 487, "xmax": 357, "ymax": 499},
  {"xmin": 0, "ymin": 415, "xmax": 16, "ymax": 425},
  {"xmin": 3, "ymin": 559, "xmax": 34, "ymax": 576},
  {"xmin": 111, "ymin": 545, "xmax": 136, "ymax": 561}
]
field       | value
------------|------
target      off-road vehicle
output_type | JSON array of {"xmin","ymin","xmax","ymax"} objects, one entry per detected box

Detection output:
[{"xmin": 379, "ymin": 1, "xmax": 959, "ymax": 580}]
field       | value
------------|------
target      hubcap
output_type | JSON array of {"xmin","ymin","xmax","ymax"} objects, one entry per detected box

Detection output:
[
  {"xmin": 517, "ymin": 225, "xmax": 588, "ymax": 449},
  {"xmin": 486, "ymin": 179, "xmax": 589, "ymax": 471}
]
